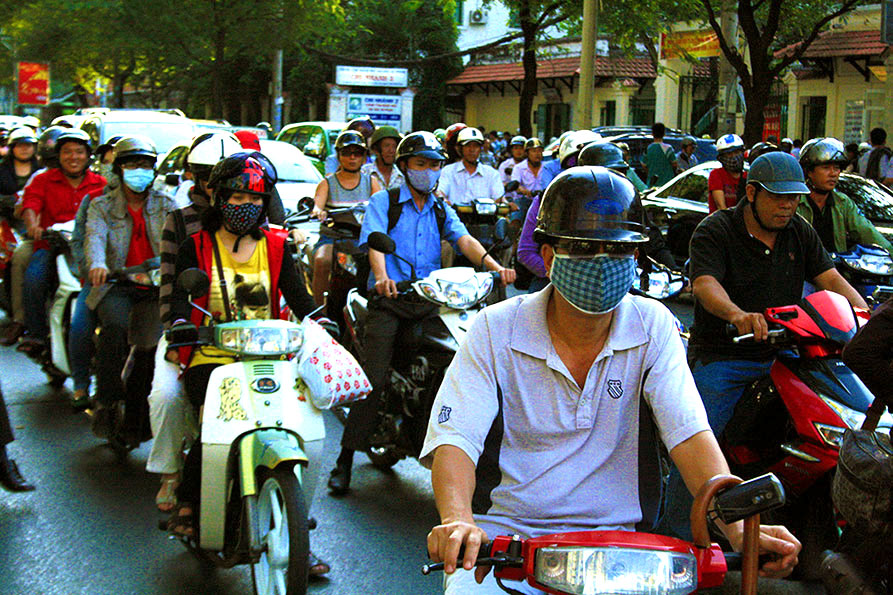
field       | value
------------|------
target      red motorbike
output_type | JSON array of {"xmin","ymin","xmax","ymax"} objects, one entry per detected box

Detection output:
[
  {"xmin": 424, "ymin": 473, "xmax": 786, "ymax": 595},
  {"xmin": 719, "ymin": 290, "xmax": 890, "ymax": 577}
]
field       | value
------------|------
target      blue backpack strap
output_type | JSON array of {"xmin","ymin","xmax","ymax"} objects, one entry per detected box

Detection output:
[{"xmin": 387, "ymin": 187, "xmax": 446, "ymax": 238}]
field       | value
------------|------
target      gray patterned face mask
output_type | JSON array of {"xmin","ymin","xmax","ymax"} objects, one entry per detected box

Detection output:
[
  {"xmin": 550, "ymin": 254, "xmax": 636, "ymax": 314},
  {"xmin": 719, "ymin": 151, "xmax": 745, "ymax": 174},
  {"xmin": 406, "ymin": 168, "xmax": 441, "ymax": 194}
]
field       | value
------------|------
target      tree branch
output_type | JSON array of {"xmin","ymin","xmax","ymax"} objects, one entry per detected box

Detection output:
[
  {"xmin": 770, "ymin": 0, "xmax": 863, "ymax": 76},
  {"xmin": 304, "ymin": 12, "xmax": 568, "ymax": 66},
  {"xmin": 534, "ymin": 0, "xmax": 564, "ymax": 28}
]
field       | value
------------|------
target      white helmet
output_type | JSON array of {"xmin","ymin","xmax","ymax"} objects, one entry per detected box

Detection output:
[
  {"xmin": 187, "ymin": 132, "xmax": 242, "ymax": 167},
  {"xmin": 558, "ymin": 130, "xmax": 602, "ymax": 167},
  {"xmin": 715, "ymin": 133, "xmax": 744, "ymax": 154},
  {"xmin": 456, "ymin": 127, "xmax": 485, "ymax": 146},
  {"xmin": 21, "ymin": 115, "xmax": 40, "ymax": 130}
]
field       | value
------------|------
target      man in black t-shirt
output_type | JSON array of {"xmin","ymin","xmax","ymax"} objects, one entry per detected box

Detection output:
[{"xmin": 660, "ymin": 151, "xmax": 866, "ymax": 541}]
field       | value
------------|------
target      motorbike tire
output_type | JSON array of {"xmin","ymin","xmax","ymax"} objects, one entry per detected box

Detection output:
[
  {"xmin": 366, "ymin": 446, "xmax": 401, "ymax": 471},
  {"xmin": 253, "ymin": 466, "xmax": 310, "ymax": 595}
]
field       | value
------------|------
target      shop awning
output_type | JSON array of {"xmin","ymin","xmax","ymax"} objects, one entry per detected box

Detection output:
[
  {"xmin": 776, "ymin": 29, "xmax": 891, "ymax": 82},
  {"xmin": 447, "ymin": 55, "xmax": 709, "ymax": 95}
]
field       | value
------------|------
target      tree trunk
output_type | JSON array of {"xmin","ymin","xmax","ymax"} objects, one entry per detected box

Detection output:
[
  {"xmin": 518, "ymin": 0, "xmax": 537, "ymax": 138},
  {"xmin": 741, "ymin": 73, "xmax": 772, "ymax": 145},
  {"xmin": 113, "ymin": 73, "xmax": 126, "ymax": 108}
]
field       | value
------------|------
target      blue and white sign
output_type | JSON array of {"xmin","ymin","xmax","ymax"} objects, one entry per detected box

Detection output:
[
  {"xmin": 336, "ymin": 65, "xmax": 409, "ymax": 88},
  {"xmin": 347, "ymin": 94, "xmax": 403, "ymax": 128}
]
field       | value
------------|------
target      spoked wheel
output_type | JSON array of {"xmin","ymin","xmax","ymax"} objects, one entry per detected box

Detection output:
[{"xmin": 252, "ymin": 467, "xmax": 309, "ymax": 595}]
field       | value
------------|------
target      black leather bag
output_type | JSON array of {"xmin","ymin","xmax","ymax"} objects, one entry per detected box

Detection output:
[{"xmin": 832, "ymin": 400, "xmax": 893, "ymax": 539}]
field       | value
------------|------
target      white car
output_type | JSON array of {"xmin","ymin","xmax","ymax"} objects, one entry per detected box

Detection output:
[{"xmin": 258, "ymin": 139, "xmax": 322, "ymax": 215}]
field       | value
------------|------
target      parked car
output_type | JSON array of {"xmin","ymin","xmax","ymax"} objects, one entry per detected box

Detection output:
[
  {"xmin": 152, "ymin": 140, "xmax": 192, "ymax": 195},
  {"xmin": 601, "ymin": 132, "xmax": 717, "ymax": 182},
  {"xmin": 79, "ymin": 109, "xmax": 197, "ymax": 155},
  {"xmin": 257, "ymin": 139, "xmax": 323, "ymax": 214},
  {"xmin": 276, "ymin": 121, "xmax": 345, "ymax": 175},
  {"xmin": 641, "ymin": 161, "xmax": 893, "ymax": 263}
]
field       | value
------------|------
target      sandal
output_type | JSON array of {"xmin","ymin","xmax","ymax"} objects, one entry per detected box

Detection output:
[
  {"xmin": 156, "ymin": 476, "xmax": 179, "ymax": 512},
  {"xmin": 309, "ymin": 551, "xmax": 331, "ymax": 577},
  {"xmin": 166, "ymin": 502, "xmax": 194, "ymax": 538}
]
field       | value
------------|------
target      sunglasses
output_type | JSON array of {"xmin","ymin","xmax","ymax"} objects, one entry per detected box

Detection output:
[{"xmin": 341, "ymin": 148, "xmax": 366, "ymax": 157}]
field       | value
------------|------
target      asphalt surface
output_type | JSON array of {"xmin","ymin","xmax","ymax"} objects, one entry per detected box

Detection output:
[{"xmin": 0, "ymin": 298, "xmax": 824, "ymax": 595}]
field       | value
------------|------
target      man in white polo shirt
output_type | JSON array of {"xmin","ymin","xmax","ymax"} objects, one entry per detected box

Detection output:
[
  {"xmin": 422, "ymin": 166, "xmax": 801, "ymax": 594},
  {"xmin": 438, "ymin": 127, "xmax": 504, "ymax": 207}
]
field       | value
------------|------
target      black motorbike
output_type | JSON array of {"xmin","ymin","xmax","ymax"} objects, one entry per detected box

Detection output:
[{"xmin": 341, "ymin": 231, "xmax": 505, "ymax": 469}]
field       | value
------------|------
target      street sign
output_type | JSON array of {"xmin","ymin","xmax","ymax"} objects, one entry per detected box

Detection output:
[
  {"xmin": 347, "ymin": 94, "xmax": 402, "ymax": 128},
  {"xmin": 336, "ymin": 65, "xmax": 408, "ymax": 88},
  {"xmin": 17, "ymin": 62, "xmax": 49, "ymax": 105}
]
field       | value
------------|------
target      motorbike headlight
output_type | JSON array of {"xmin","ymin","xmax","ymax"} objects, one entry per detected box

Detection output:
[
  {"xmin": 149, "ymin": 268, "xmax": 162, "ymax": 286},
  {"xmin": 439, "ymin": 275, "xmax": 493, "ymax": 310},
  {"xmin": 817, "ymin": 396, "xmax": 866, "ymax": 447},
  {"xmin": 534, "ymin": 547, "xmax": 697, "ymax": 595},
  {"xmin": 216, "ymin": 321, "xmax": 303, "ymax": 356},
  {"xmin": 853, "ymin": 253, "xmax": 893, "ymax": 276},
  {"xmin": 474, "ymin": 201, "xmax": 497, "ymax": 216}
]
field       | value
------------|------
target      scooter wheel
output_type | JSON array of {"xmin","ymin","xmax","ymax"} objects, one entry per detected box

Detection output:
[{"xmin": 252, "ymin": 466, "xmax": 310, "ymax": 595}]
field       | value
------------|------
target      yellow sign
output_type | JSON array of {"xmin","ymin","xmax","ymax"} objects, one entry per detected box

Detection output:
[{"xmin": 660, "ymin": 30, "xmax": 721, "ymax": 60}]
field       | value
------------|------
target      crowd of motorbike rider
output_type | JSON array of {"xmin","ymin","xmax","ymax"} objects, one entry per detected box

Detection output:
[{"xmin": 3, "ymin": 113, "xmax": 893, "ymax": 591}]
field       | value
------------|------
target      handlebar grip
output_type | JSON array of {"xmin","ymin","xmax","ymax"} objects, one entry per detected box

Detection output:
[{"xmin": 725, "ymin": 323, "xmax": 739, "ymax": 337}]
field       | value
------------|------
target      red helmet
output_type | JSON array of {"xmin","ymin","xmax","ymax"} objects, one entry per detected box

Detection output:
[{"xmin": 444, "ymin": 122, "xmax": 468, "ymax": 161}]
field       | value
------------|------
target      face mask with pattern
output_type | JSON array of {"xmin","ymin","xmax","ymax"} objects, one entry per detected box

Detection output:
[{"xmin": 550, "ymin": 254, "xmax": 636, "ymax": 314}]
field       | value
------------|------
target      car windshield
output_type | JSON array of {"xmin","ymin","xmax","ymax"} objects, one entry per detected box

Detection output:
[
  {"xmin": 274, "ymin": 158, "xmax": 322, "ymax": 183},
  {"xmin": 326, "ymin": 129, "xmax": 340, "ymax": 155},
  {"xmin": 102, "ymin": 122, "xmax": 196, "ymax": 154},
  {"xmin": 655, "ymin": 166, "xmax": 712, "ymax": 203},
  {"xmin": 836, "ymin": 175, "xmax": 893, "ymax": 222}
]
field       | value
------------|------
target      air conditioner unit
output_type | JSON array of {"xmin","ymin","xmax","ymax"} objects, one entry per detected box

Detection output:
[{"xmin": 469, "ymin": 9, "xmax": 487, "ymax": 25}]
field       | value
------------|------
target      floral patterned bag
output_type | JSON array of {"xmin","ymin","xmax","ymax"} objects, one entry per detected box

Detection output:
[{"xmin": 298, "ymin": 318, "xmax": 370, "ymax": 409}]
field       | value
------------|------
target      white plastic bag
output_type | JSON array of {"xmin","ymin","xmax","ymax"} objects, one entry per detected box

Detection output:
[{"xmin": 298, "ymin": 318, "xmax": 370, "ymax": 409}]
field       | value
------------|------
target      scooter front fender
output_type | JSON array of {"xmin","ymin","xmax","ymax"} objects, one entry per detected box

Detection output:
[{"xmin": 238, "ymin": 429, "xmax": 308, "ymax": 497}]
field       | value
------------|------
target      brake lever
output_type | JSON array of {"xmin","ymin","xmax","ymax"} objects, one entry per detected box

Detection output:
[{"xmin": 731, "ymin": 328, "xmax": 786, "ymax": 344}]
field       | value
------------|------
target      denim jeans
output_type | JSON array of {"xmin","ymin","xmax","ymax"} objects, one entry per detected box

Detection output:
[
  {"xmin": 658, "ymin": 357, "xmax": 773, "ymax": 541},
  {"xmin": 23, "ymin": 248, "xmax": 54, "ymax": 343},
  {"xmin": 68, "ymin": 282, "xmax": 96, "ymax": 392}
]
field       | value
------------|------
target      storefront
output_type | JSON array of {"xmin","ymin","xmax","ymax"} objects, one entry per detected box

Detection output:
[{"xmin": 445, "ymin": 55, "xmax": 659, "ymax": 138}]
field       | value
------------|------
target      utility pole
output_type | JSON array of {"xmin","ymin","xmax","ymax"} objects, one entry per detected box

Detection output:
[
  {"xmin": 272, "ymin": 49, "xmax": 283, "ymax": 133},
  {"xmin": 717, "ymin": 0, "xmax": 738, "ymax": 136},
  {"xmin": 575, "ymin": 0, "xmax": 598, "ymax": 129}
]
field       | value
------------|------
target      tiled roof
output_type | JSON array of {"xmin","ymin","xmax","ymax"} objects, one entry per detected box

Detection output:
[
  {"xmin": 776, "ymin": 29, "xmax": 890, "ymax": 59},
  {"xmin": 447, "ymin": 56, "xmax": 660, "ymax": 85}
]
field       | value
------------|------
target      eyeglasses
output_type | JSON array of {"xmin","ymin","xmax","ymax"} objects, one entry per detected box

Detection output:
[
  {"xmin": 554, "ymin": 239, "xmax": 638, "ymax": 257},
  {"xmin": 341, "ymin": 148, "xmax": 365, "ymax": 158}
]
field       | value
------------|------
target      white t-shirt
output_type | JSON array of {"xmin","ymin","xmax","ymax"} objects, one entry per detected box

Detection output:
[{"xmin": 420, "ymin": 286, "xmax": 710, "ymax": 541}]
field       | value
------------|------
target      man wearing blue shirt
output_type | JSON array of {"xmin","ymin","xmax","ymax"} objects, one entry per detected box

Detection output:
[{"xmin": 327, "ymin": 131, "xmax": 515, "ymax": 494}]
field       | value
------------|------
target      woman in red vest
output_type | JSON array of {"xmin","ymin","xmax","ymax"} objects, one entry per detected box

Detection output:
[{"xmin": 165, "ymin": 152, "xmax": 330, "ymax": 574}]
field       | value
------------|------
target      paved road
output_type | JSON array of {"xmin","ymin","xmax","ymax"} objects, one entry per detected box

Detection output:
[{"xmin": 0, "ymin": 297, "xmax": 823, "ymax": 595}]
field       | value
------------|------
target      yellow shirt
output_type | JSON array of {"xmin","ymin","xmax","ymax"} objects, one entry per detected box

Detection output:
[{"xmin": 190, "ymin": 233, "xmax": 271, "ymax": 367}]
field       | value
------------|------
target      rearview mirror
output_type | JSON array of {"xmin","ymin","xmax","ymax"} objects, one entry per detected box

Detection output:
[
  {"xmin": 164, "ymin": 173, "xmax": 180, "ymax": 186},
  {"xmin": 504, "ymin": 180, "xmax": 520, "ymax": 193},
  {"xmin": 367, "ymin": 231, "xmax": 396, "ymax": 255},
  {"xmin": 297, "ymin": 196, "xmax": 315, "ymax": 214},
  {"xmin": 176, "ymin": 268, "xmax": 210, "ymax": 299}
]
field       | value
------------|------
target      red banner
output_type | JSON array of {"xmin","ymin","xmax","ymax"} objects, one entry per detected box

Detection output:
[
  {"xmin": 660, "ymin": 30, "xmax": 720, "ymax": 60},
  {"xmin": 17, "ymin": 62, "xmax": 50, "ymax": 105}
]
